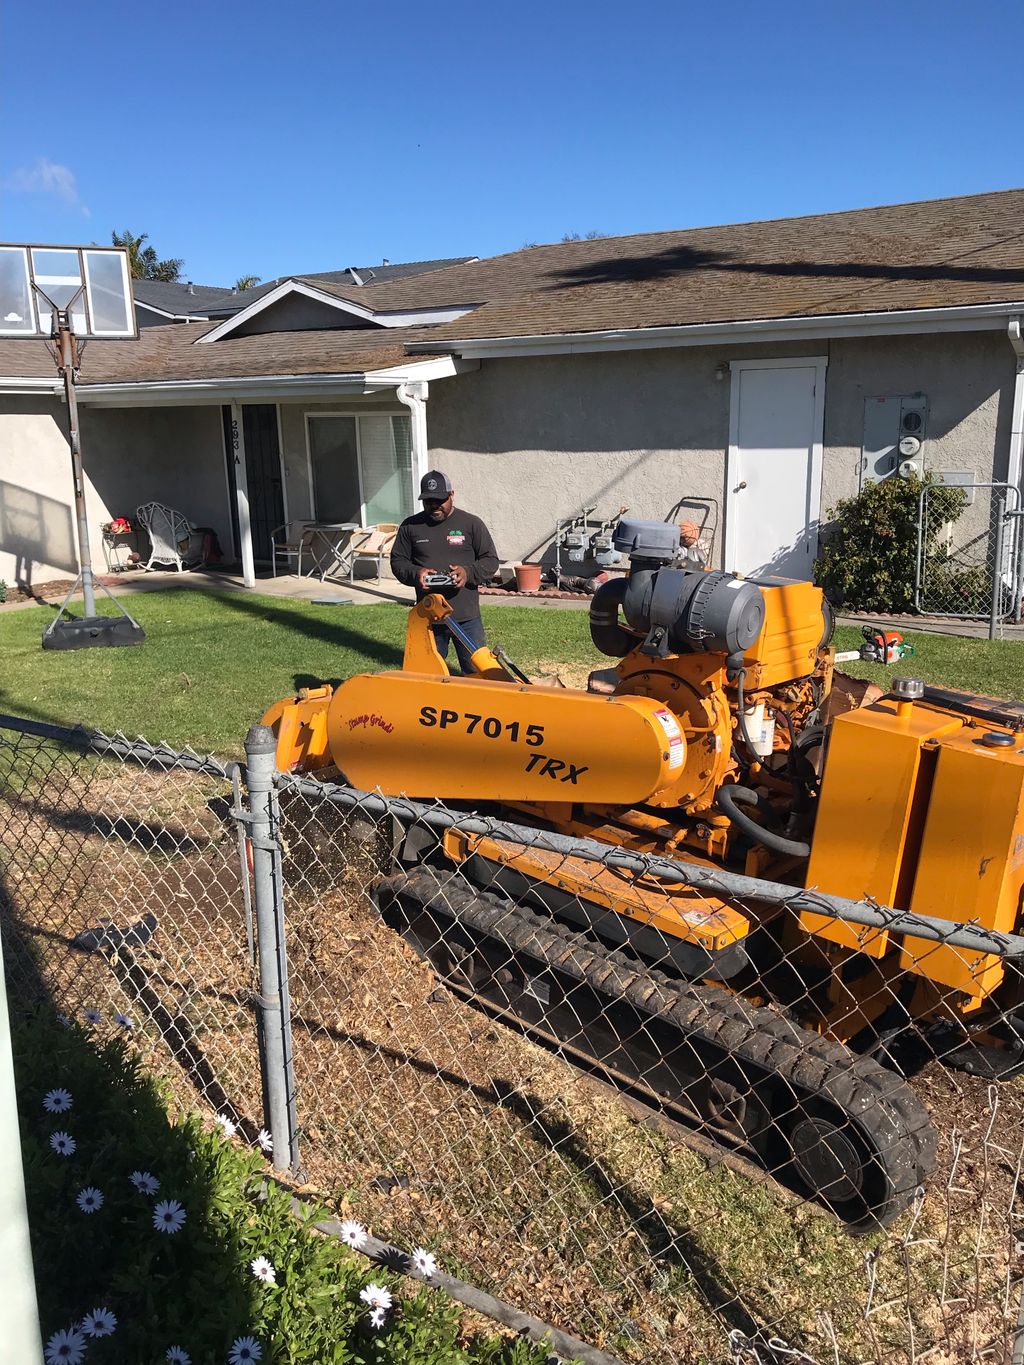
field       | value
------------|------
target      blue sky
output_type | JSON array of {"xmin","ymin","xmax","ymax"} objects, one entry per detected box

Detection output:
[{"xmin": 2, "ymin": 0, "xmax": 1022, "ymax": 287}]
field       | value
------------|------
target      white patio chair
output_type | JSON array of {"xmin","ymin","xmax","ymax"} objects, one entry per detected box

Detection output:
[
  {"xmin": 271, "ymin": 521, "xmax": 312, "ymax": 576},
  {"xmin": 135, "ymin": 502, "xmax": 205, "ymax": 572}
]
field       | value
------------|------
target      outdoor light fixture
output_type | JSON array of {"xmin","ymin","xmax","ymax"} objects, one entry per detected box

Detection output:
[{"xmin": 714, "ymin": 363, "xmax": 729, "ymax": 382}]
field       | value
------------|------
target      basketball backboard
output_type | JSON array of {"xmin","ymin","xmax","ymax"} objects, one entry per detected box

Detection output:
[{"xmin": 0, "ymin": 244, "xmax": 136, "ymax": 338}]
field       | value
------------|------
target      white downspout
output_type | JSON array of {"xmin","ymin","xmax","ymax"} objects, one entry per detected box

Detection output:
[
  {"xmin": 230, "ymin": 401, "xmax": 256, "ymax": 588},
  {"xmin": 1008, "ymin": 318, "xmax": 1024, "ymax": 493},
  {"xmin": 395, "ymin": 380, "xmax": 429, "ymax": 498},
  {"xmin": 1005, "ymin": 319, "xmax": 1024, "ymax": 620}
]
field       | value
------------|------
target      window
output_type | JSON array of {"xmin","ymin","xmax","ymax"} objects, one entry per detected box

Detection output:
[{"xmin": 307, "ymin": 413, "xmax": 413, "ymax": 524}]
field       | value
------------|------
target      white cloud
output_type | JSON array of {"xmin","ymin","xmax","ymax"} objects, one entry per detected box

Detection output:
[{"xmin": 4, "ymin": 157, "xmax": 90, "ymax": 216}]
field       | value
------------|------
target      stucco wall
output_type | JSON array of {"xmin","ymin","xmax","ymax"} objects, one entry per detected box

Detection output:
[
  {"xmin": 426, "ymin": 333, "xmax": 1017, "ymax": 568},
  {"xmin": 0, "ymin": 398, "xmax": 228, "ymax": 585}
]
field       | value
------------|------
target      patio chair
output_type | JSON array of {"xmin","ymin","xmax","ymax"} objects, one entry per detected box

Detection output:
[
  {"xmin": 135, "ymin": 502, "xmax": 205, "ymax": 572},
  {"xmin": 345, "ymin": 523, "xmax": 398, "ymax": 582},
  {"xmin": 270, "ymin": 521, "xmax": 312, "ymax": 577}
]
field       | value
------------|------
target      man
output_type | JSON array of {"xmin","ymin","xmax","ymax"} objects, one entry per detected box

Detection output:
[{"xmin": 390, "ymin": 470, "xmax": 499, "ymax": 673}]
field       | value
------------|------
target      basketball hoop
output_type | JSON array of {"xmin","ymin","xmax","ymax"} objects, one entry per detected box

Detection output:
[{"xmin": 1, "ymin": 244, "xmax": 145, "ymax": 649}]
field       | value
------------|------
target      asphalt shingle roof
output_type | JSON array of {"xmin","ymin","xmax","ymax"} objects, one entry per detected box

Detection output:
[
  {"xmin": 319, "ymin": 190, "xmax": 1024, "ymax": 341},
  {"xmin": 5, "ymin": 192, "xmax": 1023, "ymax": 387},
  {"xmin": 0, "ymin": 322, "xmax": 421, "ymax": 385}
]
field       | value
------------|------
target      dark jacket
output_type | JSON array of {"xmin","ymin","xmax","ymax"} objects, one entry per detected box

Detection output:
[{"xmin": 390, "ymin": 508, "xmax": 499, "ymax": 621}]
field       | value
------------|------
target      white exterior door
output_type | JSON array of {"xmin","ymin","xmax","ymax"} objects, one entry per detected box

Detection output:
[{"xmin": 724, "ymin": 357, "xmax": 826, "ymax": 578}]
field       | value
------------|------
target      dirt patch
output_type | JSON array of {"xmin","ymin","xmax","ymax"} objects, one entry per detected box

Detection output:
[
  {"xmin": 0, "ymin": 578, "xmax": 80, "ymax": 607},
  {"xmin": 2, "ymin": 749, "xmax": 1022, "ymax": 1365}
]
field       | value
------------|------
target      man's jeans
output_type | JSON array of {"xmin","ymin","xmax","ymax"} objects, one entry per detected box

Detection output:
[{"xmin": 431, "ymin": 616, "xmax": 487, "ymax": 674}]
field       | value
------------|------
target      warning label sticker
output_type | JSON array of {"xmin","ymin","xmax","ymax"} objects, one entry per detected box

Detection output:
[
  {"xmin": 668, "ymin": 734, "xmax": 684, "ymax": 769},
  {"xmin": 654, "ymin": 707, "xmax": 681, "ymax": 738}
]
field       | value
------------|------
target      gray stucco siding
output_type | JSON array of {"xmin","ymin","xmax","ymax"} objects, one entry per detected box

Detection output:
[
  {"xmin": 0, "ymin": 399, "xmax": 227, "ymax": 583},
  {"xmin": 426, "ymin": 334, "xmax": 1018, "ymax": 569}
]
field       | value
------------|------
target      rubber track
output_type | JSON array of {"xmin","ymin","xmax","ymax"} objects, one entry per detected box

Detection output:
[{"xmin": 379, "ymin": 865, "xmax": 938, "ymax": 1228}]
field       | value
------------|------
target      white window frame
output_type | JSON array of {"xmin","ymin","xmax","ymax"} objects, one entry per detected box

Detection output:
[{"xmin": 303, "ymin": 410, "xmax": 413, "ymax": 524}]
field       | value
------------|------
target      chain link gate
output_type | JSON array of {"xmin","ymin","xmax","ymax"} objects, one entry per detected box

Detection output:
[
  {"xmin": 916, "ymin": 480, "xmax": 1023, "ymax": 636},
  {"xmin": 4, "ymin": 711, "xmax": 1024, "ymax": 1364}
]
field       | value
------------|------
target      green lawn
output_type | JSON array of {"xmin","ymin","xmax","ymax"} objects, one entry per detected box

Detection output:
[{"xmin": 2, "ymin": 588, "xmax": 1023, "ymax": 755}]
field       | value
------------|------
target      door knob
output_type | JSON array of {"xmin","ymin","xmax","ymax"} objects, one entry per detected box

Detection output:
[{"xmin": 733, "ymin": 481, "xmax": 747, "ymax": 493}]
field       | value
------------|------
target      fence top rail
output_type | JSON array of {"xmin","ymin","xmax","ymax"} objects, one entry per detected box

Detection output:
[
  {"xmin": 276, "ymin": 769, "xmax": 1024, "ymax": 962},
  {"xmin": 0, "ymin": 712, "xmax": 236, "ymax": 780}
]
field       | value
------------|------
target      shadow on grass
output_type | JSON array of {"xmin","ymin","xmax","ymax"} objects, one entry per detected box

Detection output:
[
  {"xmin": 210, "ymin": 590, "xmax": 404, "ymax": 667},
  {"xmin": 2, "ymin": 872, "xmax": 264, "ymax": 1359}
]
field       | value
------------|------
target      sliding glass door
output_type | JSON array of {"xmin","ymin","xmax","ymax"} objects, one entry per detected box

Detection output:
[{"xmin": 306, "ymin": 413, "xmax": 413, "ymax": 525}]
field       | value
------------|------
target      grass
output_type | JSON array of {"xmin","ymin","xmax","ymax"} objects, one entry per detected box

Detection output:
[
  {"xmin": 15, "ymin": 1006, "xmax": 551, "ymax": 1365},
  {"xmin": 2, "ymin": 587, "xmax": 1024, "ymax": 755}
]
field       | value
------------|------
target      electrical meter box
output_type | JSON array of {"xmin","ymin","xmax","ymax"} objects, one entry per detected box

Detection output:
[{"xmin": 861, "ymin": 395, "xmax": 928, "ymax": 487}]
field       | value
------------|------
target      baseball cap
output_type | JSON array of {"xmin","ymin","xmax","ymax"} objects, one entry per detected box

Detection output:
[{"xmin": 419, "ymin": 470, "xmax": 453, "ymax": 500}]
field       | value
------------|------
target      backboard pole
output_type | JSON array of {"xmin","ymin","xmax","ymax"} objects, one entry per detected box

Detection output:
[{"xmin": 56, "ymin": 322, "xmax": 96, "ymax": 619}]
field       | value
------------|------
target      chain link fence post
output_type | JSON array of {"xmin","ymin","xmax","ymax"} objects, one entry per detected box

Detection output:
[{"xmin": 244, "ymin": 724, "xmax": 300, "ymax": 1174}]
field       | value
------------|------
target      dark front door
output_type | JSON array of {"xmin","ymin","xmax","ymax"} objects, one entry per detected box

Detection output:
[
  {"xmin": 222, "ymin": 404, "xmax": 286, "ymax": 563},
  {"xmin": 242, "ymin": 405, "xmax": 285, "ymax": 561}
]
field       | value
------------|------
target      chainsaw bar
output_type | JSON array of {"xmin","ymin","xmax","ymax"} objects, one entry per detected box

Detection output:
[{"xmin": 374, "ymin": 865, "xmax": 937, "ymax": 1231}]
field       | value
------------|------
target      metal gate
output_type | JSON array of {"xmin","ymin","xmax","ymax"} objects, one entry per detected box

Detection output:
[{"xmin": 916, "ymin": 480, "xmax": 1023, "ymax": 637}]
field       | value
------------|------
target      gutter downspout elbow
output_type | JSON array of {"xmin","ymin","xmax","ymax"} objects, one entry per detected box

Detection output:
[{"xmin": 396, "ymin": 381, "xmax": 429, "ymax": 492}]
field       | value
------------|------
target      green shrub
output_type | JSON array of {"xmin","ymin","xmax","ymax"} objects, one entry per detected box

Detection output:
[
  {"xmin": 15, "ymin": 1008, "xmax": 552, "ymax": 1365},
  {"xmin": 0, "ymin": 579, "xmax": 8, "ymax": 603},
  {"xmin": 814, "ymin": 475, "xmax": 968, "ymax": 613}
]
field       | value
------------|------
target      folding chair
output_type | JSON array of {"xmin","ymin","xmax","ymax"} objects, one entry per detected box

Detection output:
[
  {"xmin": 270, "ymin": 521, "xmax": 312, "ymax": 576},
  {"xmin": 346, "ymin": 523, "xmax": 398, "ymax": 582}
]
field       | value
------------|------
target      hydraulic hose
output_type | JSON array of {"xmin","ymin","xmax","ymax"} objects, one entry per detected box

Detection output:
[{"xmin": 717, "ymin": 783, "xmax": 811, "ymax": 860}]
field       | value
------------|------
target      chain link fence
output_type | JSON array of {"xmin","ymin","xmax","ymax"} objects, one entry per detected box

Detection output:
[
  {"xmin": 916, "ymin": 480, "xmax": 1023, "ymax": 635},
  {"xmin": 3, "ymin": 711, "xmax": 1024, "ymax": 1365}
]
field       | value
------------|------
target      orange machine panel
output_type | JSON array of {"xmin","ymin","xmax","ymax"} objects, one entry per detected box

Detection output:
[
  {"xmin": 742, "ymin": 580, "xmax": 826, "ymax": 688},
  {"xmin": 325, "ymin": 671, "xmax": 687, "ymax": 805},
  {"xmin": 802, "ymin": 701, "xmax": 961, "ymax": 955},
  {"xmin": 902, "ymin": 732, "xmax": 1024, "ymax": 998}
]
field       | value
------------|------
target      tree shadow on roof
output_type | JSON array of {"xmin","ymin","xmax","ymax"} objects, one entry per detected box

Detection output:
[{"xmin": 538, "ymin": 239, "xmax": 1024, "ymax": 290}]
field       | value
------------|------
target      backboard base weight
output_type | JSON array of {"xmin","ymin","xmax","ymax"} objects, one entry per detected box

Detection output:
[{"xmin": 42, "ymin": 615, "xmax": 146, "ymax": 650}]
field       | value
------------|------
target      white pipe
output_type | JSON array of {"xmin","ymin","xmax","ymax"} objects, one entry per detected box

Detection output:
[
  {"xmin": 395, "ymin": 380, "xmax": 429, "ymax": 494},
  {"xmin": 0, "ymin": 916, "xmax": 44, "ymax": 1364},
  {"xmin": 1008, "ymin": 318, "xmax": 1024, "ymax": 494}
]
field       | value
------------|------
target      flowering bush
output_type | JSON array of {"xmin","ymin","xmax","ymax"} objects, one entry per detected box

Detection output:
[{"xmin": 15, "ymin": 1010, "xmax": 552, "ymax": 1364}]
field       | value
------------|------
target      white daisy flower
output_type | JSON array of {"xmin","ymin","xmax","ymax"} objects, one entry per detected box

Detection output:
[
  {"xmin": 114, "ymin": 1012, "xmax": 135, "ymax": 1029},
  {"xmin": 43, "ymin": 1088, "xmax": 73, "ymax": 1114},
  {"xmin": 130, "ymin": 1169, "xmax": 160, "ymax": 1195},
  {"xmin": 227, "ymin": 1336, "xmax": 262, "ymax": 1364},
  {"xmin": 82, "ymin": 1007, "xmax": 102, "ymax": 1025},
  {"xmin": 44, "ymin": 1328, "xmax": 86, "ymax": 1364},
  {"xmin": 82, "ymin": 1306, "xmax": 116, "ymax": 1337},
  {"xmin": 367, "ymin": 1306, "xmax": 387, "ymax": 1329},
  {"xmin": 165, "ymin": 1347, "xmax": 191, "ymax": 1364},
  {"xmin": 256, "ymin": 1128, "xmax": 273, "ymax": 1153},
  {"xmin": 49, "ymin": 1131, "xmax": 76, "ymax": 1157},
  {"xmin": 153, "ymin": 1199, "xmax": 187, "ymax": 1234},
  {"xmin": 339, "ymin": 1219, "xmax": 368, "ymax": 1249},
  {"xmin": 359, "ymin": 1283, "xmax": 393, "ymax": 1311},
  {"xmin": 214, "ymin": 1113, "xmax": 236, "ymax": 1138},
  {"xmin": 250, "ymin": 1254, "xmax": 276, "ymax": 1284},
  {"xmin": 56, "ymin": 1014, "xmax": 71, "ymax": 1028},
  {"xmin": 411, "ymin": 1247, "xmax": 438, "ymax": 1278},
  {"xmin": 76, "ymin": 1186, "xmax": 104, "ymax": 1214}
]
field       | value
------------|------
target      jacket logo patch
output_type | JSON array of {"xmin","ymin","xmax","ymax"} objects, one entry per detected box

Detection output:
[{"xmin": 446, "ymin": 531, "xmax": 466, "ymax": 546}]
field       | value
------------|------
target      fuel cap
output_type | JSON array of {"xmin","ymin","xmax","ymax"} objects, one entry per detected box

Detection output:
[
  {"xmin": 891, "ymin": 677, "xmax": 925, "ymax": 701},
  {"xmin": 981, "ymin": 731, "xmax": 1015, "ymax": 747}
]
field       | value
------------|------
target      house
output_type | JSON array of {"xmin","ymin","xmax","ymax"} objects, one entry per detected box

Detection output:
[{"xmin": 1, "ymin": 191, "xmax": 1022, "ymax": 591}]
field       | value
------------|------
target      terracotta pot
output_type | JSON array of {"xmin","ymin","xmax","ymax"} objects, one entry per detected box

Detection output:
[{"xmin": 514, "ymin": 563, "xmax": 542, "ymax": 593}]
